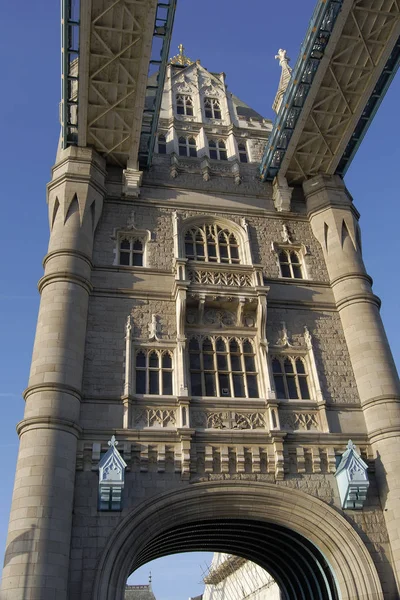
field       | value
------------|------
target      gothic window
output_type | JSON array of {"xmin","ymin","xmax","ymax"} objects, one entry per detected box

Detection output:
[
  {"xmin": 208, "ymin": 139, "xmax": 227, "ymax": 160},
  {"xmin": 135, "ymin": 349, "xmax": 173, "ymax": 395},
  {"xmin": 238, "ymin": 142, "xmax": 248, "ymax": 163},
  {"xmin": 271, "ymin": 356, "xmax": 310, "ymax": 400},
  {"xmin": 118, "ymin": 236, "xmax": 144, "ymax": 267},
  {"xmin": 158, "ymin": 134, "xmax": 167, "ymax": 154},
  {"xmin": 184, "ymin": 224, "xmax": 240, "ymax": 264},
  {"xmin": 204, "ymin": 97, "xmax": 222, "ymax": 119},
  {"xmin": 176, "ymin": 95, "xmax": 194, "ymax": 116},
  {"xmin": 189, "ymin": 337, "xmax": 259, "ymax": 398},
  {"xmin": 278, "ymin": 250, "xmax": 303, "ymax": 279},
  {"xmin": 178, "ymin": 136, "xmax": 197, "ymax": 157}
]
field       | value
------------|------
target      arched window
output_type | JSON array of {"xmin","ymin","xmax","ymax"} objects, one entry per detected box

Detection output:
[
  {"xmin": 135, "ymin": 350, "xmax": 173, "ymax": 395},
  {"xmin": 204, "ymin": 97, "xmax": 222, "ymax": 119},
  {"xmin": 176, "ymin": 95, "xmax": 193, "ymax": 116},
  {"xmin": 178, "ymin": 136, "xmax": 197, "ymax": 157},
  {"xmin": 208, "ymin": 139, "xmax": 227, "ymax": 160},
  {"xmin": 158, "ymin": 133, "xmax": 167, "ymax": 154},
  {"xmin": 189, "ymin": 336, "xmax": 258, "ymax": 398},
  {"xmin": 271, "ymin": 356, "xmax": 310, "ymax": 400},
  {"xmin": 279, "ymin": 250, "xmax": 303, "ymax": 279},
  {"xmin": 238, "ymin": 142, "xmax": 248, "ymax": 163},
  {"xmin": 118, "ymin": 237, "xmax": 144, "ymax": 267},
  {"xmin": 184, "ymin": 224, "xmax": 240, "ymax": 264}
]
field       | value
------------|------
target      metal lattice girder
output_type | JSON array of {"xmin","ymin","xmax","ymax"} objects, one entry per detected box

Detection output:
[{"xmin": 261, "ymin": 0, "xmax": 400, "ymax": 185}]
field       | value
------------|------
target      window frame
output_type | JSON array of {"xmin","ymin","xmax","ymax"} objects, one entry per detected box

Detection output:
[
  {"xmin": 208, "ymin": 139, "xmax": 228, "ymax": 161},
  {"xmin": 237, "ymin": 141, "xmax": 248, "ymax": 163},
  {"xmin": 178, "ymin": 135, "xmax": 197, "ymax": 158},
  {"xmin": 184, "ymin": 223, "xmax": 240, "ymax": 264},
  {"xmin": 272, "ymin": 244, "xmax": 308, "ymax": 280},
  {"xmin": 134, "ymin": 348, "xmax": 174, "ymax": 396},
  {"xmin": 204, "ymin": 97, "xmax": 222, "ymax": 120},
  {"xmin": 176, "ymin": 94, "xmax": 194, "ymax": 117},
  {"xmin": 157, "ymin": 133, "xmax": 167, "ymax": 154},
  {"xmin": 271, "ymin": 354, "xmax": 311, "ymax": 401},
  {"xmin": 114, "ymin": 229, "xmax": 151, "ymax": 268},
  {"xmin": 188, "ymin": 336, "xmax": 259, "ymax": 399}
]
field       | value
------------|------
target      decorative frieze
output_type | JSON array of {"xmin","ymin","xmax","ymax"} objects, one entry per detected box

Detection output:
[
  {"xmin": 134, "ymin": 408, "xmax": 176, "ymax": 428},
  {"xmin": 280, "ymin": 411, "xmax": 319, "ymax": 431},
  {"xmin": 191, "ymin": 410, "xmax": 266, "ymax": 430},
  {"xmin": 188, "ymin": 269, "xmax": 253, "ymax": 287}
]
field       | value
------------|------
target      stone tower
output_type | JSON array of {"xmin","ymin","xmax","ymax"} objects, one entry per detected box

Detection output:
[{"xmin": 2, "ymin": 46, "xmax": 400, "ymax": 600}]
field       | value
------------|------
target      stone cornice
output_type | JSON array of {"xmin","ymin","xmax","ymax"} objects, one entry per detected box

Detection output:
[
  {"xmin": 17, "ymin": 416, "xmax": 83, "ymax": 438},
  {"xmin": 38, "ymin": 272, "xmax": 93, "ymax": 294},
  {"xmin": 24, "ymin": 382, "xmax": 82, "ymax": 402},
  {"xmin": 43, "ymin": 248, "xmax": 93, "ymax": 270}
]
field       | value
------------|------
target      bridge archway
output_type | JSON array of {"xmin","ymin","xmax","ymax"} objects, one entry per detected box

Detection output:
[{"xmin": 92, "ymin": 481, "xmax": 383, "ymax": 600}]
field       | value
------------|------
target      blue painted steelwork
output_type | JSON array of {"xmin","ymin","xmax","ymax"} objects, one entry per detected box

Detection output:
[
  {"xmin": 336, "ymin": 35, "xmax": 400, "ymax": 177},
  {"xmin": 259, "ymin": 0, "xmax": 344, "ymax": 182},
  {"xmin": 61, "ymin": 0, "xmax": 80, "ymax": 149},
  {"xmin": 138, "ymin": 0, "xmax": 177, "ymax": 170}
]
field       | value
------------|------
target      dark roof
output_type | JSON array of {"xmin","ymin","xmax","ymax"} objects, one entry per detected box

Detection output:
[
  {"xmin": 231, "ymin": 94, "xmax": 265, "ymax": 121},
  {"xmin": 125, "ymin": 585, "xmax": 157, "ymax": 600}
]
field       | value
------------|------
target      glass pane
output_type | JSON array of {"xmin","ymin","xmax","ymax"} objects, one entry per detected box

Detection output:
[
  {"xmin": 216, "ymin": 338, "xmax": 226, "ymax": 352},
  {"xmin": 189, "ymin": 137, "xmax": 196, "ymax": 145},
  {"xmin": 191, "ymin": 372, "xmax": 202, "ymax": 396},
  {"xmin": 233, "ymin": 374, "xmax": 245, "ymax": 397},
  {"xmin": 290, "ymin": 252, "xmax": 300, "ymax": 264},
  {"xmin": 120, "ymin": 239, "xmax": 130, "ymax": 250},
  {"xmin": 119, "ymin": 252, "xmax": 130, "ymax": 266},
  {"xmin": 132, "ymin": 253, "xmax": 143, "ymax": 267},
  {"xmin": 179, "ymin": 136, "xmax": 186, "ymax": 143},
  {"xmin": 162, "ymin": 371, "xmax": 173, "ymax": 395},
  {"xmin": 230, "ymin": 354, "xmax": 241, "ymax": 372},
  {"xmin": 189, "ymin": 338, "xmax": 199, "ymax": 351},
  {"xmin": 230, "ymin": 339, "xmax": 239, "ymax": 353},
  {"xmin": 284, "ymin": 358, "xmax": 294, "ymax": 373},
  {"xmin": 149, "ymin": 352, "xmax": 159, "ymax": 368},
  {"xmin": 287, "ymin": 376, "xmax": 298, "ymax": 399},
  {"xmin": 293, "ymin": 265, "xmax": 303, "ymax": 279},
  {"xmin": 219, "ymin": 374, "xmax": 231, "ymax": 396},
  {"xmin": 189, "ymin": 147, "xmax": 197, "ymax": 157},
  {"xmin": 279, "ymin": 251, "xmax": 288, "ymax": 263},
  {"xmin": 218, "ymin": 141, "xmax": 226, "ymax": 149},
  {"xmin": 135, "ymin": 370, "xmax": 146, "ymax": 394},
  {"xmin": 272, "ymin": 358, "xmax": 282, "ymax": 374},
  {"xmin": 205, "ymin": 372, "xmax": 216, "ymax": 396},
  {"xmin": 217, "ymin": 354, "xmax": 228, "ymax": 370},
  {"xmin": 177, "ymin": 105, "xmax": 184, "ymax": 114},
  {"xmin": 209, "ymin": 140, "xmax": 216, "ymax": 147},
  {"xmin": 149, "ymin": 370, "xmax": 159, "ymax": 395},
  {"xmin": 162, "ymin": 353, "xmax": 172, "ymax": 369},
  {"xmin": 207, "ymin": 243, "xmax": 217, "ymax": 258},
  {"xmin": 136, "ymin": 352, "xmax": 146, "ymax": 368},
  {"xmin": 220, "ymin": 244, "xmax": 228, "ymax": 258},
  {"xmin": 185, "ymin": 242, "xmax": 194, "ymax": 257},
  {"xmin": 299, "ymin": 377, "xmax": 310, "ymax": 399},
  {"xmin": 189, "ymin": 352, "xmax": 201, "ymax": 370},
  {"xmin": 158, "ymin": 134, "xmax": 166, "ymax": 142},
  {"xmin": 196, "ymin": 243, "xmax": 205, "ymax": 258},
  {"xmin": 238, "ymin": 144, "xmax": 246, "ymax": 151},
  {"xmin": 209, "ymin": 149, "xmax": 218, "ymax": 159},
  {"xmin": 295, "ymin": 359, "xmax": 305, "ymax": 374},
  {"xmin": 244, "ymin": 355, "xmax": 255, "ymax": 372},
  {"xmin": 185, "ymin": 230, "xmax": 193, "ymax": 240},
  {"xmin": 158, "ymin": 144, "xmax": 166, "ymax": 154},
  {"xmin": 205, "ymin": 109, "xmax": 212, "ymax": 118},
  {"xmin": 281, "ymin": 264, "xmax": 291, "ymax": 278},
  {"xmin": 214, "ymin": 109, "xmax": 221, "ymax": 119},
  {"xmin": 239, "ymin": 153, "xmax": 248, "ymax": 163},
  {"xmin": 203, "ymin": 353, "xmax": 214, "ymax": 371},
  {"xmin": 243, "ymin": 340, "xmax": 252, "ymax": 353},
  {"xmin": 230, "ymin": 245, "xmax": 239, "ymax": 260},
  {"xmin": 273, "ymin": 375, "xmax": 286, "ymax": 399},
  {"xmin": 247, "ymin": 375, "xmax": 259, "ymax": 398},
  {"xmin": 219, "ymin": 150, "xmax": 227, "ymax": 160},
  {"xmin": 203, "ymin": 338, "xmax": 213, "ymax": 352},
  {"xmin": 186, "ymin": 106, "xmax": 193, "ymax": 116},
  {"xmin": 179, "ymin": 145, "xmax": 187, "ymax": 156},
  {"xmin": 133, "ymin": 239, "xmax": 143, "ymax": 251}
]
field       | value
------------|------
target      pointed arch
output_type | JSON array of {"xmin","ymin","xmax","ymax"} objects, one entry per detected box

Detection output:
[
  {"xmin": 64, "ymin": 194, "xmax": 80, "ymax": 224},
  {"xmin": 51, "ymin": 198, "xmax": 60, "ymax": 230}
]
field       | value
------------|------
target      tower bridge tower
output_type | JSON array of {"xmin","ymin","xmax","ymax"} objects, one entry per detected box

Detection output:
[{"xmin": 2, "ymin": 36, "xmax": 400, "ymax": 600}]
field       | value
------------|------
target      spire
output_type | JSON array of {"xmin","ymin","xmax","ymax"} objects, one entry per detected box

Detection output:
[
  {"xmin": 170, "ymin": 44, "xmax": 194, "ymax": 66},
  {"xmin": 272, "ymin": 49, "xmax": 292, "ymax": 113}
]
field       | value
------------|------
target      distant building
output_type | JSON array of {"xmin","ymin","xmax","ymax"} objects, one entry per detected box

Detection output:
[
  {"xmin": 203, "ymin": 554, "xmax": 281, "ymax": 600},
  {"xmin": 125, "ymin": 584, "xmax": 156, "ymax": 600}
]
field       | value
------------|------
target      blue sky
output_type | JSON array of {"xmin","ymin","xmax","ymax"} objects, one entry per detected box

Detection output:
[{"xmin": 0, "ymin": 0, "xmax": 399, "ymax": 597}]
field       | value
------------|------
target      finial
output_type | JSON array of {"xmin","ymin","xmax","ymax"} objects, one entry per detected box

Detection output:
[
  {"xmin": 108, "ymin": 435, "xmax": 118, "ymax": 448},
  {"xmin": 275, "ymin": 49, "xmax": 291, "ymax": 67},
  {"xmin": 170, "ymin": 44, "xmax": 194, "ymax": 66},
  {"xmin": 347, "ymin": 439, "xmax": 356, "ymax": 451},
  {"xmin": 272, "ymin": 49, "xmax": 293, "ymax": 114},
  {"xmin": 149, "ymin": 571, "xmax": 152, "ymax": 585}
]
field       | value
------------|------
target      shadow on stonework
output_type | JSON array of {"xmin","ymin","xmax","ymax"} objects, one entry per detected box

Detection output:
[{"xmin": 3, "ymin": 524, "xmax": 36, "ymax": 600}]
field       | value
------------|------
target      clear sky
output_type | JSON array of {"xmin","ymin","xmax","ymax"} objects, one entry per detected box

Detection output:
[{"xmin": 0, "ymin": 0, "xmax": 399, "ymax": 596}]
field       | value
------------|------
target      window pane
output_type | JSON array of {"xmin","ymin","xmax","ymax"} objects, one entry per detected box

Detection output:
[
  {"xmin": 287, "ymin": 375, "xmax": 298, "ymax": 399},
  {"xmin": 230, "ymin": 355, "xmax": 241, "ymax": 372},
  {"xmin": 158, "ymin": 144, "xmax": 166, "ymax": 154},
  {"xmin": 178, "ymin": 136, "xmax": 186, "ymax": 144},
  {"xmin": 162, "ymin": 371, "xmax": 173, "ymax": 395},
  {"xmin": 190, "ymin": 352, "xmax": 201, "ymax": 370},
  {"xmin": 132, "ymin": 253, "xmax": 143, "ymax": 267},
  {"xmin": 120, "ymin": 239, "xmax": 130, "ymax": 250},
  {"xmin": 133, "ymin": 239, "xmax": 143, "ymax": 251},
  {"xmin": 274, "ymin": 375, "xmax": 286, "ymax": 399},
  {"xmin": 217, "ymin": 354, "xmax": 228, "ymax": 370},
  {"xmin": 186, "ymin": 106, "xmax": 193, "ymax": 116},
  {"xmin": 205, "ymin": 372, "xmax": 216, "ymax": 396},
  {"xmin": 189, "ymin": 146, "xmax": 197, "ymax": 157},
  {"xmin": 290, "ymin": 252, "xmax": 300, "ymax": 264},
  {"xmin": 272, "ymin": 358, "xmax": 282, "ymax": 374},
  {"xmin": 196, "ymin": 243, "xmax": 205, "ymax": 258},
  {"xmin": 239, "ymin": 153, "xmax": 248, "ymax": 163},
  {"xmin": 219, "ymin": 374, "xmax": 231, "ymax": 396},
  {"xmin": 203, "ymin": 338, "xmax": 213, "ymax": 352},
  {"xmin": 299, "ymin": 377, "xmax": 310, "ymax": 399},
  {"xmin": 233, "ymin": 374, "xmax": 245, "ymax": 397},
  {"xmin": 284, "ymin": 359, "xmax": 294, "ymax": 373},
  {"xmin": 119, "ymin": 252, "xmax": 130, "ymax": 266},
  {"xmin": 162, "ymin": 353, "xmax": 172, "ymax": 369},
  {"xmin": 242, "ymin": 340, "xmax": 252, "ymax": 353},
  {"xmin": 149, "ymin": 352, "xmax": 159, "ymax": 368},
  {"xmin": 136, "ymin": 352, "xmax": 146, "ymax": 368},
  {"xmin": 179, "ymin": 145, "xmax": 187, "ymax": 156},
  {"xmin": 207, "ymin": 243, "xmax": 217, "ymax": 258},
  {"xmin": 209, "ymin": 140, "xmax": 216, "ymax": 148},
  {"xmin": 281, "ymin": 264, "xmax": 291, "ymax": 277},
  {"xmin": 293, "ymin": 265, "xmax": 303, "ymax": 279},
  {"xmin": 185, "ymin": 242, "xmax": 194, "ymax": 257},
  {"xmin": 209, "ymin": 149, "xmax": 218, "ymax": 159},
  {"xmin": 177, "ymin": 105, "xmax": 184, "ymax": 114},
  {"xmin": 216, "ymin": 338, "xmax": 226, "ymax": 352},
  {"xmin": 189, "ymin": 338, "xmax": 199, "ymax": 351},
  {"xmin": 230, "ymin": 339, "xmax": 239, "ymax": 353},
  {"xmin": 218, "ymin": 141, "xmax": 226, "ymax": 149},
  {"xmin": 220, "ymin": 244, "xmax": 228, "ymax": 258},
  {"xmin": 214, "ymin": 109, "xmax": 221, "ymax": 119},
  {"xmin": 205, "ymin": 109, "xmax": 212, "ymax": 118},
  {"xmin": 247, "ymin": 375, "xmax": 259, "ymax": 398},
  {"xmin": 149, "ymin": 370, "xmax": 159, "ymax": 395},
  {"xmin": 295, "ymin": 359, "xmax": 305, "ymax": 374},
  {"xmin": 219, "ymin": 150, "xmax": 227, "ymax": 160},
  {"xmin": 203, "ymin": 353, "xmax": 214, "ymax": 370},
  {"xmin": 230, "ymin": 246, "xmax": 239, "ymax": 260},
  {"xmin": 135, "ymin": 370, "xmax": 146, "ymax": 394},
  {"xmin": 191, "ymin": 372, "xmax": 202, "ymax": 396},
  {"xmin": 244, "ymin": 355, "xmax": 255, "ymax": 372}
]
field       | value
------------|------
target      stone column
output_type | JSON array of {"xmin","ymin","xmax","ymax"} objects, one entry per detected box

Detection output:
[
  {"xmin": 304, "ymin": 174, "xmax": 400, "ymax": 592},
  {"xmin": 1, "ymin": 147, "xmax": 106, "ymax": 600}
]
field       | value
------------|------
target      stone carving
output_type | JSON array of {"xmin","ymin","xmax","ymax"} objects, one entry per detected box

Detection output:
[
  {"xmin": 207, "ymin": 412, "xmax": 227, "ymax": 429},
  {"xmin": 281, "ymin": 223, "xmax": 293, "ymax": 243},
  {"xmin": 188, "ymin": 269, "xmax": 252, "ymax": 287},
  {"xmin": 335, "ymin": 440, "xmax": 369, "ymax": 509},
  {"xmin": 275, "ymin": 321, "xmax": 292, "ymax": 347},
  {"xmin": 204, "ymin": 309, "xmax": 236, "ymax": 327},
  {"xmin": 233, "ymin": 412, "xmax": 265, "ymax": 429},
  {"xmin": 134, "ymin": 409, "xmax": 176, "ymax": 428},
  {"xmin": 148, "ymin": 314, "xmax": 161, "ymax": 341},
  {"xmin": 281, "ymin": 412, "xmax": 319, "ymax": 431},
  {"xmin": 98, "ymin": 436, "xmax": 127, "ymax": 511}
]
